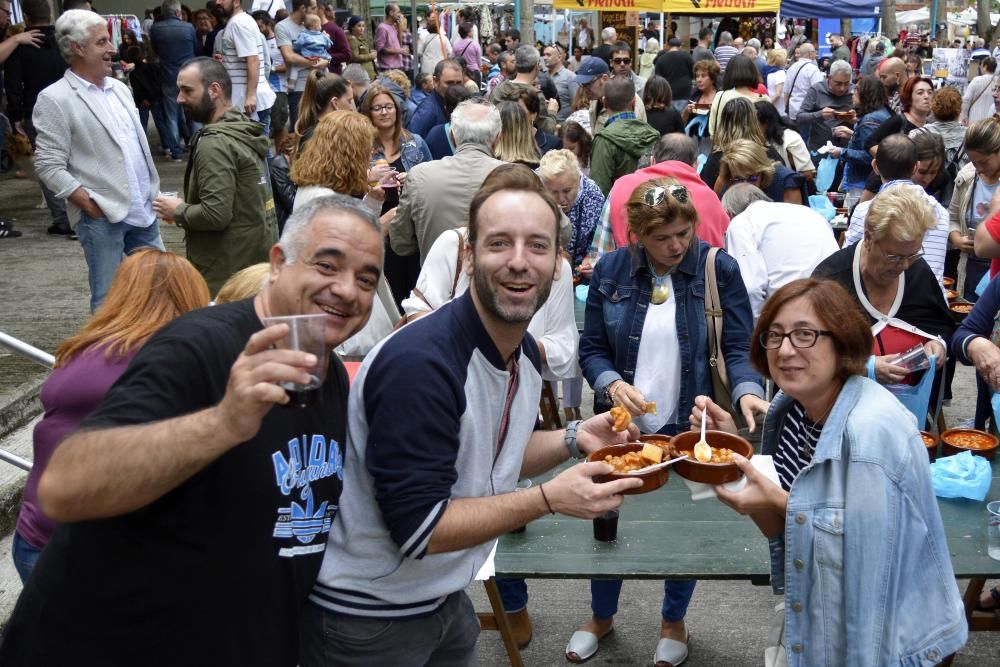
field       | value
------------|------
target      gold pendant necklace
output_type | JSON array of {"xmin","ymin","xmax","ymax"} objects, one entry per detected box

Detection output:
[{"xmin": 651, "ymin": 276, "xmax": 670, "ymax": 305}]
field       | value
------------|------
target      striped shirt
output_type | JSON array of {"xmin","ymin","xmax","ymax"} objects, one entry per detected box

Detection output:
[
  {"xmin": 220, "ymin": 11, "xmax": 275, "ymax": 112},
  {"xmin": 773, "ymin": 401, "xmax": 821, "ymax": 491}
]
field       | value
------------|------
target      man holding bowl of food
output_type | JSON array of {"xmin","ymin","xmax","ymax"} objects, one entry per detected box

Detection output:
[{"xmin": 301, "ymin": 164, "xmax": 642, "ymax": 666}]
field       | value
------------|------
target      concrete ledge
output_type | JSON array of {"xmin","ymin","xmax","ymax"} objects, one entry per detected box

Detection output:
[{"xmin": 0, "ymin": 378, "xmax": 43, "ymax": 442}]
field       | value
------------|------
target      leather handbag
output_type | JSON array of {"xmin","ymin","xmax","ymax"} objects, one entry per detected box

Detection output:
[{"xmin": 704, "ymin": 247, "xmax": 735, "ymax": 417}]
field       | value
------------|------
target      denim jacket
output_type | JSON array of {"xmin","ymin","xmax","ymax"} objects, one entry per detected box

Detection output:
[
  {"xmin": 372, "ymin": 133, "xmax": 433, "ymax": 172},
  {"xmin": 579, "ymin": 240, "xmax": 764, "ymax": 434},
  {"xmin": 841, "ymin": 106, "xmax": 892, "ymax": 190},
  {"xmin": 761, "ymin": 376, "xmax": 967, "ymax": 667}
]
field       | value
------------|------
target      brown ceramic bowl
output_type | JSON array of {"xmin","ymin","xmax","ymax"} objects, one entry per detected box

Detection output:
[
  {"xmin": 940, "ymin": 428, "xmax": 999, "ymax": 460},
  {"xmin": 834, "ymin": 110, "xmax": 854, "ymax": 121},
  {"xmin": 942, "ymin": 277, "xmax": 955, "ymax": 289},
  {"xmin": 670, "ymin": 430, "xmax": 754, "ymax": 485},
  {"xmin": 949, "ymin": 301, "xmax": 973, "ymax": 323},
  {"xmin": 920, "ymin": 430, "xmax": 939, "ymax": 461},
  {"xmin": 945, "ymin": 289, "xmax": 959, "ymax": 302},
  {"xmin": 588, "ymin": 441, "xmax": 672, "ymax": 495}
]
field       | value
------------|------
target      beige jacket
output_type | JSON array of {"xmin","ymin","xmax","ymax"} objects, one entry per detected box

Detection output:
[
  {"xmin": 389, "ymin": 142, "xmax": 504, "ymax": 263},
  {"xmin": 949, "ymin": 162, "xmax": 978, "ymax": 237}
]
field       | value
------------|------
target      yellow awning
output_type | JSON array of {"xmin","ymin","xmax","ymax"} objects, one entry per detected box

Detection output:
[{"xmin": 553, "ymin": 0, "xmax": 779, "ymax": 12}]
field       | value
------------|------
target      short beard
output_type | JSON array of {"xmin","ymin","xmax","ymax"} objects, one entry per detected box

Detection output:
[
  {"xmin": 471, "ymin": 257, "xmax": 554, "ymax": 324},
  {"xmin": 184, "ymin": 90, "xmax": 216, "ymax": 124}
]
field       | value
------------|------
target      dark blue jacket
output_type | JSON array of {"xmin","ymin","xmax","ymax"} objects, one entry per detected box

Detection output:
[
  {"xmin": 149, "ymin": 16, "xmax": 197, "ymax": 92},
  {"xmin": 580, "ymin": 240, "xmax": 764, "ymax": 433},
  {"xmin": 841, "ymin": 106, "xmax": 892, "ymax": 190},
  {"xmin": 425, "ymin": 122, "xmax": 454, "ymax": 160},
  {"xmin": 408, "ymin": 90, "xmax": 446, "ymax": 138}
]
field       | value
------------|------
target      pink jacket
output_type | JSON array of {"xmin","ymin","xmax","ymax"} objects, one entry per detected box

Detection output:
[{"xmin": 608, "ymin": 161, "xmax": 729, "ymax": 249}]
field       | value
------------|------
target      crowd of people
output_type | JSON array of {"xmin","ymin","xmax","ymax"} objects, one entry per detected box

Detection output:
[{"xmin": 2, "ymin": 2, "xmax": 1000, "ymax": 664}]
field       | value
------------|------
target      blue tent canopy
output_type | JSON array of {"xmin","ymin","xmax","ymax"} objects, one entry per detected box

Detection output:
[{"xmin": 780, "ymin": 0, "xmax": 879, "ymax": 19}]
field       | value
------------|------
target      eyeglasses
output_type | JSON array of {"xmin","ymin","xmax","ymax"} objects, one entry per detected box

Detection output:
[
  {"xmin": 643, "ymin": 184, "xmax": 690, "ymax": 206},
  {"xmin": 730, "ymin": 175, "xmax": 760, "ymax": 184},
  {"xmin": 612, "ymin": 57, "xmax": 631, "ymax": 64},
  {"xmin": 370, "ymin": 104, "xmax": 396, "ymax": 114},
  {"xmin": 876, "ymin": 243, "xmax": 923, "ymax": 265},
  {"xmin": 760, "ymin": 329, "xmax": 833, "ymax": 349}
]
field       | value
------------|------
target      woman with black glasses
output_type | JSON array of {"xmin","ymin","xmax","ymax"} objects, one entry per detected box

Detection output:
[
  {"xmin": 569, "ymin": 178, "xmax": 767, "ymax": 666},
  {"xmin": 812, "ymin": 185, "xmax": 953, "ymax": 386},
  {"xmin": 694, "ymin": 277, "xmax": 966, "ymax": 666}
]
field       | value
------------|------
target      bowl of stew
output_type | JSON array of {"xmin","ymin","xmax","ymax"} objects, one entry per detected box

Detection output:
[
  {"xmin": 942, "ymin": 277, "xmax": 955, "ymax": 289},
  {"xmin": 588, "ymin": 437, "xmax": 673, "ymax": 495},
  {"xmin": 669, "ymin": 430, "xmax": 754, "ymax": 485},
  {"xmin": 940, "ymin": 428, "xmax": 999, "ymax": 460},
  {"xmin": 949, "ymin": 301, "xmax": 973, "ymax": 323},
  {"xmin": 945, "ymin": 289, "xmax": 960, "ymax": 302},
  {"xmin": 920, "ymin": 431, "xmax": 939, "ymax": 461}
]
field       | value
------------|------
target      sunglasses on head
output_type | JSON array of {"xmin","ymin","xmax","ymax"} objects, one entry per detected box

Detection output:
[{"xmin": 643, "ymin": 184, "xmax": 690, "ymax": 206}]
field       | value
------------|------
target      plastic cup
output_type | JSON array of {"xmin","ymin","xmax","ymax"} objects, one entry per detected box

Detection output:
[
  {"xmin": 159, "ymin": 191, "xmax": 178, "ymax": 198},
  {"xmin": 261, "ymin": 314, "xmax": 329, "ymax": 408},
  {"xmin": 988, "ymin": 501, "xmax": 1000, "ymax": 561},
  {"xmin": 510, "ymin": 479, "xmax": 532, "ymax": 534},
  {"xmin": 593, "ymin": 509, "xmax": 619, "ymax": 542}
]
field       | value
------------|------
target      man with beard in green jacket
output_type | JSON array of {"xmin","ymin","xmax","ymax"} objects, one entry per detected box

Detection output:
[
  {"xmin": 154, "ymin": 57, "xmax": 277, "ymax": 294},
  {"xmin": 589, "ymin": 76, "xmax": 660, "ymax": 196}
]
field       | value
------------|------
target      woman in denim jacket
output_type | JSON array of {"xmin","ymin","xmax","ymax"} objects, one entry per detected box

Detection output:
[
  {"xmin": 699, "ymin": 278, "xmax": 967, "ymax": 666},
  {"xmin": 570, "ymin": 178, "xmax": 767, "ymax": 666},
  {"xmin": 833, "ymin": 75, "xmax": 892, "ymax": 196},
  {"xmin": 362, "ymin": 82, "xmax": 433, "ymax": 307}
]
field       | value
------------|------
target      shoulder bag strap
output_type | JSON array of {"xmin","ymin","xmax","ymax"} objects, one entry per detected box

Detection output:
[
  {"xmin": 449, "ymin": 227, "xmax": 465, "ymax": 299},
  {"xmin": 784, "ymin": 63, "xmax": 805, "ymax": 116},
  {"xmin": 704, "ymin": 247, "xmax": 730, "ymax": 390}
]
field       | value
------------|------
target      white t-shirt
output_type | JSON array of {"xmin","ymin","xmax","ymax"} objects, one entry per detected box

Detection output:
[
  {"xmin": 766, "ymin": 69, "xmax": 786, "ymax": 105},
  {"xmin": 632, "ymin": 276, "xmax": 680, "ymax": 432},
  {"xmin": 250, "ymin": 0, "xmax": 280, "ymax": 18},
  {"xmin": 274, "ymin": 16, "xmax": 306, "ymax": 92},
  {"xmin": 221, "ymin": 11, "xmax": 276, "ymax": 112},
  {"xmin": 725, "ymin": 201, "xmax": 839, "ymax": 320}
]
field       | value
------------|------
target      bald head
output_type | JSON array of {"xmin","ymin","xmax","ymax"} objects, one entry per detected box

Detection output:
[
  {"xmin": 798, "ymin": 42, "xmax": 816, "ymax": 59},
  {"xmin": 879, "ymin": 57, "xmax": 905, "ymax": 91}
]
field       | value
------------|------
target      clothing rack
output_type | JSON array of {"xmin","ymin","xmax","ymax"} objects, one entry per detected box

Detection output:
[{"xmin": 101, "ymin": 14, "xmax": 144, "ymax": 49}]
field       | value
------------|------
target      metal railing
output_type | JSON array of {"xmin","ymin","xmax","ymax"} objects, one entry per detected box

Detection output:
[{"xmin": 0, "ymin": 330, "xmax": 48, "ymax": 471}]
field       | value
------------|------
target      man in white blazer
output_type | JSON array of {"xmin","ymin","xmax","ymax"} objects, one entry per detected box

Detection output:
[{"xmin": 33, "ymin": 9, "xmax": 164, "ymax": 311}]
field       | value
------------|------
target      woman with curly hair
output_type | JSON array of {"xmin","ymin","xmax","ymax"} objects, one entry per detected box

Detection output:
[
  {"xmin": 293, "ymin": 71, "xmax": 355, "ymax": 154},
  {"xmin": 910, "ymin": 86, "xmax": 966, "ymax": 168},
  {"xmin": 360, "ymin": 82, "xmax": 433, "ymax": 306},
  {"xmin": 290, "ymin": 110, "xmax": 385, "ymax": 215}
]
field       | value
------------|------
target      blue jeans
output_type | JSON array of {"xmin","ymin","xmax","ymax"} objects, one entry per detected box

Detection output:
[
  {"xmin": 12, "ymin": 530, "xmax": 41, "ymax": 585},
  {"xmin": 591, "ymin": 579, "xmax": 696, "ymax": 622},
  {"xmin": 77, "ymin": 213, "xmax": 164, "ymax": 311},
  {"xmin": 288, "ymin": 90, "xmax": 303, "ymax": 131},
  {"xmin": 497, "ymin": 577, "xmax": 528, "ymax": 612},
  {"xmin": 159, "ymin": 84, "xmax": 184, "ymax": 158}
]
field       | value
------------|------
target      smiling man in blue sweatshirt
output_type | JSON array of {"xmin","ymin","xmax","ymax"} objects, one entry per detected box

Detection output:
[{"xmin": 302, "ymin": 164, "xmax": 643, "ymax": 666}]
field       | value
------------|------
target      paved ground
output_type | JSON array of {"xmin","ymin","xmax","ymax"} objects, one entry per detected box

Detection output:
[{"xmin": 0, "ymin": 149, "xmax": 999, "ymax": 664}]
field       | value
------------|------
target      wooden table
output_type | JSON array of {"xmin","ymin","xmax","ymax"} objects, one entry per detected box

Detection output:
[{"xmin": 481, "ymin": 457, "xmax": 1000, "ymax": 665}]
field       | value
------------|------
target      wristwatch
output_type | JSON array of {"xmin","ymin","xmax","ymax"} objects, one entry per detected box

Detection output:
[{"xmin": 564, "ymin": 419, "xmax": 584, "ymax": 459}]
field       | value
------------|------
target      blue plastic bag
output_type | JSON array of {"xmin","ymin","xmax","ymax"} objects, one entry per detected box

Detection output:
[
  {"xmin": 815, "ymin": 156, "xmax": 838, "ymax": 194},
  {"xmin": 808, "ymin": 194, "xmax": 836, "ymax": 221},
  {"xmin": 685, "ymin": 114, "xmax": 708, "ymax": 138},
  {"xmin": 930, "ymin": 450, "xmax": 992, "ymax": 501},
  {"xmin": 574, "ymin": 284, "xmax": 589, "ymax": 302}
]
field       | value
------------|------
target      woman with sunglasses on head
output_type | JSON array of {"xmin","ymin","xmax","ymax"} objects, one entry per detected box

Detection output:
[
  {"xmin": 570, "ymin": 178, "xmax": 767, "ymax": 666},
  {"xmin": 716, "ymin": 139, "xmax": 807, "ymax": 205},
  {"xmin": 692, "ymin": 277, "xmax": 966, "ymax": 666},
  {"xmin": 813, "ymin": 185, "xmax": 953, "ymax": 387}
]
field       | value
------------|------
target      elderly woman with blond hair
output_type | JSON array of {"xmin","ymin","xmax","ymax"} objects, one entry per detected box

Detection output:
[
  {"xmin": 762, "ymin": 48, "xmax": 788, "ymax": 108},
  {"xmin": 570, "ymin": 177, "xmax": 766, "ymax": 666},
  {"xmin": 813, "ymin": 185, "xmax": 954, "ymax": 385},
  {"xmin": 715, "ymin": 138, "xmax": 807, "ymax": 205}
]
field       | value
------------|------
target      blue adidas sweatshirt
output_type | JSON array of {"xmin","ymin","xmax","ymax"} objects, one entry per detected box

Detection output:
[{"xmin": 310, "ymin": 291, "xmax": 543, "ymax": 618}]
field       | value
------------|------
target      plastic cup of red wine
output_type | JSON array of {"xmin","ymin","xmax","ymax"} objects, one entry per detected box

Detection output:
[{"xmin": 261, "ymin": 313, "xmax": 329, "ymax": 408}]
